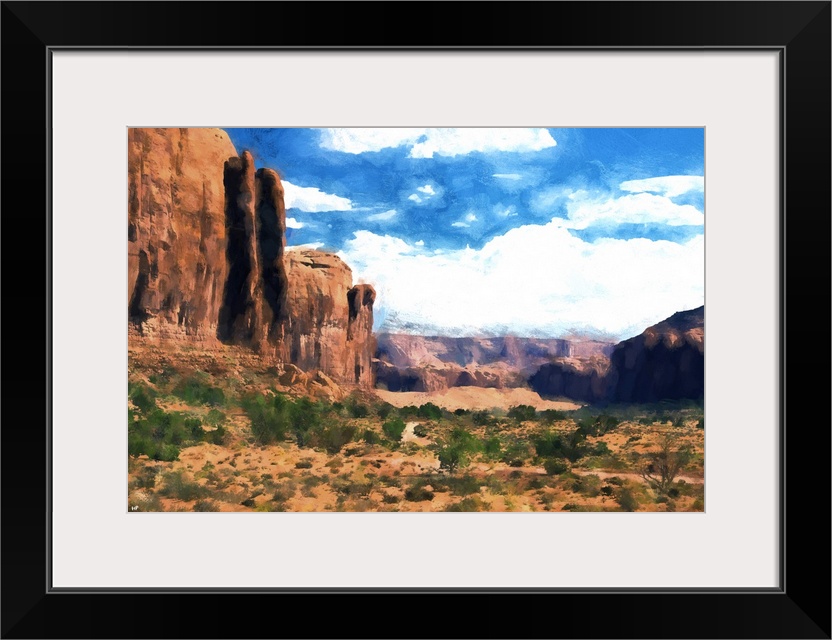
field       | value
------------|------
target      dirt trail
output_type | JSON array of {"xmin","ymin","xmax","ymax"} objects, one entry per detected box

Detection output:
[{"xmin": 569, "ymin": 467, "xmax": 704, "ymax": 485}]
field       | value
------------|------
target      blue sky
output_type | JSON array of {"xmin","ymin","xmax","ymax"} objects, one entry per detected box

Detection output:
[{"xmin": 225, "ymin": 128, "xmax": 704, "ymax": 341}]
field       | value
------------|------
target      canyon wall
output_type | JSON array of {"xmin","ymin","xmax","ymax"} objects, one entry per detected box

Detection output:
[
  {"xmin": 127, "ymin": 128, "xmax": 375, "ymax": 388},
  {"xmin": 529, "ymin": 307, "xmax": 704, "ymax": 403}
]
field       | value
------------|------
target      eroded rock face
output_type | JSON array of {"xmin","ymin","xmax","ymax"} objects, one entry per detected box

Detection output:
[
  {"xmin": 284, "ymin": 249, "xmax": 376, "ymax": 387},
  {"xmin": 375, "ymin": 334, "xmax": 611, "ymax": 392},
  {"xmin": 128, "ymin": 128, "xmax": 376, "ymax": 389},
  {"xmin": 528, "ymin": 358, "xmax": 610, "ymax": 402},
  {"xmin": 128, "ymin": 128, "xmax": 237, "ymax": 340},
  {"xmin": 529, "ymin": 307, "xmax": 704, "ymax": 403},
  {"xmin": 606, "ymin": 306, "xmax": 704, "ymax": 403}
]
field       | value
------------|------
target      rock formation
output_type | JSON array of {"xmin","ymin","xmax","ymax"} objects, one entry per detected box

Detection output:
[
  {"xmin": 605, "ymin": 306, "xmax": 704, "ymax": 403},
  {"xmin": 128, "ymin": 128, "xmax": 236, "ymax": 340},
  {"xmin": 529, "ymin": 307, "xmax": 704, "ymax": 403},
  {"xmin": 128, "ymin": 128, "xmax": 376, "ymax": 388},
  {"xmin": 375, "ymin": 334, "xmax": 612, "ymax": 392}
]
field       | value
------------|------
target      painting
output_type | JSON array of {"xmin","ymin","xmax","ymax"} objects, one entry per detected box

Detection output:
[{"xmin": 127, "ymin": 127, "xmax": 704, "ymax": 513}]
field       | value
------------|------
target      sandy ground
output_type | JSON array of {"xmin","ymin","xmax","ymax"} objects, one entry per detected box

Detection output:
[{"xmin": 374, "ymin": 386, "xmax": 582, "ymax": 412}]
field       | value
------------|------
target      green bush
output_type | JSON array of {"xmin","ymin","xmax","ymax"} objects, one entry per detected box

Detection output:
[
  {"xmin": 417, "ymin": 403, "xmax": 443, "ymax": 420},
  {"xmin": 375, "ymin": 402, "xmax": 395, "ymax": 420},
  {"xmin": 482, "ymin": 436, "xmax": 502, "ymax": 459},
  {"xmin": 193, "ymin": 499, "xmax": 220, "ymax": 512},
  {"xmin": 128, "ymin": 407, "xmax": 210, "ymax": 460},
  {"xmin": 543, "ymin": 458, "xmax": 569, "ymax": 475},
  {"xmin": 472, "ymin": 410, "xmax": 493, "ymax": 426},
  {"xmin": 313, "ymin": 423, "xmax": 357, "ymax": 454},
  {"xmin": 129, "ymin": 384, "xmax": 157, "ymax": 414},
  {"xmin": 404, "ymin": 485, "xmax": 434, "ymax": 502},
  {"xmin": 362, "ymin": 429, "xmax": 381, "ymax": 445},
  {"xmin": 295, "ymin": 460, "xmax": 313, "ymax": 469},
  {"xmin": 159, "ymin": 470, "xmax": 205, "ymax": 501},
  {"xmin": 539, "ymin": 409, "xmax": 567, "ymax": 423},
  {"xmin": 242, "ymin": 393, "xmax": 290, "ymax": 444},
  {"xmin": 615, "ymin": 487, "xmax": 639, "ymax": 512},
  {"xmin": 507, "ymin": 404, "xmax": 536, "ymax": 422},
  {"xmin": 449, "ymin": 475, "xmax": 482, "ymax": 496},
  {"xmin": 382, "ymin": 418, "xmax": 407, "ymax": 442},
  {"xmin": 172, "ymin": 376, "xmax": 226, "ymax": 406},
  {"xmin": 413, "ymin": 424, "xmax": 429, "ymax": 438},
  {"xmin": 205, "ymin": 409, "xmax": 226, "ymax": 426},
  {"xmin": 445, "ymin": 496, "xmax": 484, "ymax": 512}
]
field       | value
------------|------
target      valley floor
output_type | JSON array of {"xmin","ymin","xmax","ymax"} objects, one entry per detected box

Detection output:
[{"xmin": 128, "ymin": 367, "xmax": 704, "ymax": 513}]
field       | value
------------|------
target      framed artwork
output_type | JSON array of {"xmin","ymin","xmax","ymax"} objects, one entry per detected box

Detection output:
[{"xmin": 2, "ymin": 1, "xmax": 829, "ymax": 638}]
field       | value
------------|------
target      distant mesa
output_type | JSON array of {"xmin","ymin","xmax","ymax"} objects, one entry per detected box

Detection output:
[
  {"xmin": 375, "ymin": 334, "xmax": 613, "ymax": 393},
  {"xmin": 128, "ymin": 128, "xmax": 375, "ymax": 388}
]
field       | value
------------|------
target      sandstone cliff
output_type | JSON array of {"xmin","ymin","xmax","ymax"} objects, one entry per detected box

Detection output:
[
  {"xmin": 375, "ymin": 334, "xmax": 612, "ymax": 392},
  {"xmin": 128, "ymin": 128, "xmax": 376, "ymax": 388},
  {"xmin": 529, "ymin": 307, "xmax": 704, "ymax": 403},
  {"xmin": 128, "ymin": 128, "xmax": 236, "ymax": 340},
  {"xmin": 605, "ymin": 306, "xmax": 704, "ymax": 403}
]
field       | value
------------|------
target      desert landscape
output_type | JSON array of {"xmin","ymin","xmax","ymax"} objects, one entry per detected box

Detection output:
[{"xmin": 128, "ymin": 127, "xmax": 704, "ymax": 512}]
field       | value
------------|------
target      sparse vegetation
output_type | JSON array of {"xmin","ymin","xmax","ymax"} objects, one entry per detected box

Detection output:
[{"xmin": 128, "ymin": 371, "xmax": 703, "ymax": 512}]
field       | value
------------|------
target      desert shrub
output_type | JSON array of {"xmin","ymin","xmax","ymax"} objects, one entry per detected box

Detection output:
[
  {"xmin": 691, "ymin": 498, "xmax": 704, "ymax": 511},
  {"xmin": 449, "ymin": 475, "xmax": 482, "ymax": 496},
  {"xmin": 539, "ymin": 409, "xmax": 567, "ymax": 423},
  {"xmin": 543, "ymin": 458, "xmax": 569, "ymax": 476},
  {"xmin": 482, "ymin": 436, "xmax": 502, "ymax": 459},
  {"xmin": 159, "ymin": 470, "xmax": 205, "ymax": 501},
  {"xmin": 453, "ymin": 408, "xmax": 470, "ymax": 416},
  {"xmin": 413, "ymin": 424, "xmax": 430, "ymax": 438},
  {"xmin": 615, "ymin": 487, "xmax": 639, "ymax": 511},
  {"xmin": 288, "ymin": 396, "xmax": 326, "ymax": 446},
  {"xmin": 592, "ymin": 441, "xmax": 612, "ymax": 456},
  {"xmin": 577, "ymin": 414, "xmax": 619, "ymax": 437},
  {"xmin": 193, "ymin": 499, "xmax": 220, "ymax": 512},
  {"xmin": 382, "ymin": 418, "xmax": 407, "ymax": 442},
  {"xmin": 172, "ymin": 376, "xmax": 226, "ymax": 407},
  {"xmin": 295, "ymin": 459, "xmax": 313, "ymax": 469},
  {"xmin": 375, "ymin": 402, "xmax": 395, "ymax": 420},
  {"xmin": 436, "ymin": 428, "xmax": 481, "ymax": 473},
  {"xmin": 345, "ymin": 397, "xmax": 369, "ymax": 418},
  {"xmin": 696, "ymin": 418, "xmax": 704, "ymax": 429},
  {"xmin": 404, "ymin": 485, "xmax": 434, "ymax": 502},
  {"xmin": 313, "ymin": 423, "xmax": 358, "ymax": 454},
  {"xmin": 600, "ymin": 485, "xmax": 614, "ymax": 496},
  {"xmin": 205, "ymin": 408, "xmax": 226, "ymax": 426},
  {"xmin": 396, "ymin": 405, "xmax": 420, "ymax": 419},
  {"xmin": 361, "ymin": 429, "xmax": 381, "ymax": 445},
  {"xmin": 242, "ymin": 393, "xmax": 290, "ymax": 444},
  {"xmin": 472, "ymin": 410, "xmax": 493, "ymax": 426},
  {"xmin": 207, "ymin": 424, "xmax": 226, "ymax": 445},
  {"xmin": 640, "ymin": 435, "xmax": 694, "ymax": 494},
  {"xmin": 533, "ymin": 429, "xmax": 589, "ymax": 463},
  {"xmin": 561, "ymin": 503, "xmax": 580, "ymax": 511},
  {"xmin": 416, "ymin": 402, "xmax": 443, "ymax": 420},
  {"xmin": 572, "ymin": 474, "xmax": 603, "ymax": 497},
  {"xmin": 129, "ymin": 384, "xmax": 157, "ymax": 414},
  {"xmin": 134, "ymin": 465, "xmax": 159, "ymax": 489},
  {"xmin": 128, "ymin": 407, "xmax": 209, "ymax": 460},
  {"xmin": 507, "ymin": 404, "xmax": 536, "ymax": 422},
  {"xmin": 445, "ymin": 496, "xmax": 485, "ymax": 512}
]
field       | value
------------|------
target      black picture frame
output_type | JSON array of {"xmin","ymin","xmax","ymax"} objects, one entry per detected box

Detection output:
[{"xmin": 2, "ymin": 2, "xmax": 829, "ymax": 638}]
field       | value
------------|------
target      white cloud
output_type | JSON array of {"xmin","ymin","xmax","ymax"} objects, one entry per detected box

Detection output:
[
  {"xmin": 286, "ymin": 217, "xmax": 304, "ymax": 229},
  {"xmin": 451, "ymin": 221, "xmax": 469, "ymax": 228},
  {"xmin": 465, "ymin": 213, "xmax": 478, "ymax": 223},
  {"xmin": 492, "ymin": 173, "xmax": 522, "ymax": 180},
  {"xmin": 318, "ymin": 128, "xmax": 422, "ymax": 154},
  {"xmin": 620, "ymin": 175, "xmax": 704, "ymax": 198},
  {"xmin": 493, "ymin": 204, "xmax": 518, "ymax": 218},
  {"xmin": 282, "ymin": 181, "xmax": 352, "ymax": 212},
  {"xmin": 319, "ymin": 128, "xmax": 556, "ymax": 158},
  {"xmin": 288, "ymin": 242, "xmax": 324, "ymax": 250},
  {"xmin": 415, "ymin": 240, "xmax": 425, "ymax": 246},
  {"xmin": 564, "ymin": 192, "xmax": 704, "ymax": 228},
  {"xmin": 338, "ymin": 224, "xmax": 703, "ymax": 340},
  {"xmin": 416, "ymin": 184, "xmax": 436, "ymax": 195},
  {"xmin": 408, "ymin": 194, "xmax": 422, "ymax": 203},
  {"xmin": 367, "ymin": 209, "xmax": 397, "ymax": 222}
]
